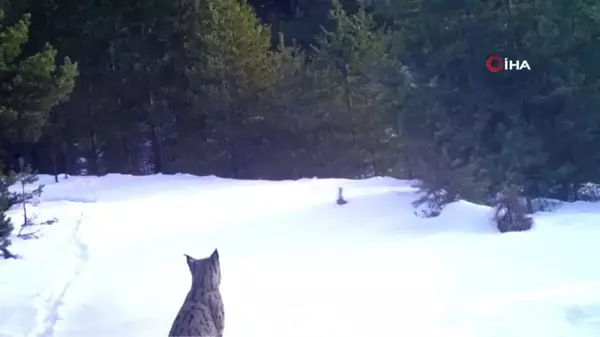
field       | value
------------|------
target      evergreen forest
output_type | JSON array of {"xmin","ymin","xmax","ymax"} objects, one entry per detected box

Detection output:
[{"xmin": 1, "ymin": 0, "xmax": 599, "ymax": 223}]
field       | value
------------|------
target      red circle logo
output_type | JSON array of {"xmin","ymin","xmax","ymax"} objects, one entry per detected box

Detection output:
[{"xmin": 486, "ymin": 56, "xmax": 503, "ymax": 72}]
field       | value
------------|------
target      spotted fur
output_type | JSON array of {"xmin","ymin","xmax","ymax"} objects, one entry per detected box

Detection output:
[{"xmin": 169, "ymin": 249, "xmax": 224, "ymax": 337}]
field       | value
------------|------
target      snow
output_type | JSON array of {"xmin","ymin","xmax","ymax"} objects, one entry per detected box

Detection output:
[{"xmin": 1, "ymin": 174, "xmax": 600, "ymax": 337}]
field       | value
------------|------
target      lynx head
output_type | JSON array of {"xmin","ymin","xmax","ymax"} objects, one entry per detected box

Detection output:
[{"xmin": 185, "ymin": 249, "xmax": 221, "ymax": 290}]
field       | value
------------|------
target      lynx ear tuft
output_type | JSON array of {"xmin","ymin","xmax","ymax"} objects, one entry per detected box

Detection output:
[
  {"xmin": 210, "ymin": 249, "xmax": 219, "ymax": 260},
  {"xmin": 185, "ymin": 254, "xmax": 194, "ymax": 269}
]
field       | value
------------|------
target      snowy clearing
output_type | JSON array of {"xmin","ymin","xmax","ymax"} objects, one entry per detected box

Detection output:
[{"xmin": 1, "ymin": 174, "xmax": 600, "ymax": 337}]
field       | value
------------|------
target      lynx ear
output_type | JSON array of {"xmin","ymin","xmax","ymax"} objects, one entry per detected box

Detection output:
[
  {"xmin": 210, "ymin": 249, "xmax": 219, "ymax": 261},
  {"xmin": 185, "ymin": 254, "xmax": 195, "ymax": 270}
]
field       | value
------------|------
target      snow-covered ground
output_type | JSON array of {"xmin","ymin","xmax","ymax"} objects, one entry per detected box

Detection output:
[{"xmin": 2, "ymin": 173, "xmax": 600, "ymax": 337}]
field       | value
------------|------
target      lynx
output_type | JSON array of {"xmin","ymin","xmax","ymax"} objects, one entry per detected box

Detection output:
[{"xmin": 169, "ymin": 249, "xmax": 224, "ymax": 337}]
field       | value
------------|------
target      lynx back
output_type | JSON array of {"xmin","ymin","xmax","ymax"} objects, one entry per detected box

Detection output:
[{"xmin": 168, "ymin": 249, "xmax": 224, "ymax": 337}]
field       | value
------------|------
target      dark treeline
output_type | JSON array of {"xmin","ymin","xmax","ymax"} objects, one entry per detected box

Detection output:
[{"xmin": 1, "ymin": 0, "xmax": 600, "ymax": 211}]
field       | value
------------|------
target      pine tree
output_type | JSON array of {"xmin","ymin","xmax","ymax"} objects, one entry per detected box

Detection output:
[
  {"xmin": 0, "ymin": 9, "xmax": 76, "ymax": 255},
  {"xmin": 0, "ymin": 10, "xmax": 77, "ymax": 160},
  {"xmin": 371, "ymin": 0, "xmax": 600, "ymax": 223},
  {"xmin": 305, "ymin": 0, "xmax": 401, "ymax": 177},
  {"xmin": 0, "ymin": 163, "xmax": 16, "ymax": 259},
  {"xmin": 183, "ymin": 0, "xmax": 279, "ymax": 177}
]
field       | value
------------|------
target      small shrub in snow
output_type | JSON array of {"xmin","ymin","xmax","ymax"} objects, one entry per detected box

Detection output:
[
  {"xmin": 577, "ymin": 183, "xmax": 600, "ymax": 201},
  {"xmin": 528, "ymin": 197, "xmax": 562, "ymax": 213},
  {"xmin": 14, "ymin": 161, "xmax": 56, "ymax": 239},
  {"xmin": 1, "ymin": 160, "xmax": 56, "ymax": 259},
  {"xmin": 494, "ymin": 185, "xmax": 533, "ymax": 233},
  {"xmin": 0, "ymin": 167, "xmax": 16, "ymax": 259},
  {"xmin": 412, "ymin": 186, "xmax": 453, "ymax": 218}
]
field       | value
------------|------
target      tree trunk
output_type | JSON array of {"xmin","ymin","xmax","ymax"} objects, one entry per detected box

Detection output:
[
  {"xmin": 223, "ymin": 112, "xmax": 239, "ymax": 178},
  {"xmin": 222, "ymin": 83, "xmax": 240, "ymax": 178},
  {"xmin": 51, "ymin": 138, "xmax": 59, "ymax": 182},
  {"xmin": 61, "ymin": 139, "xmax": 70, "ymax": 178},
  {"xmin": 87, "ymin": 120, "xmax": 101, "ymax": 176},
  {"xmin": 150, "ymin": 125, "xmax": 163, "ymax": 174}
]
